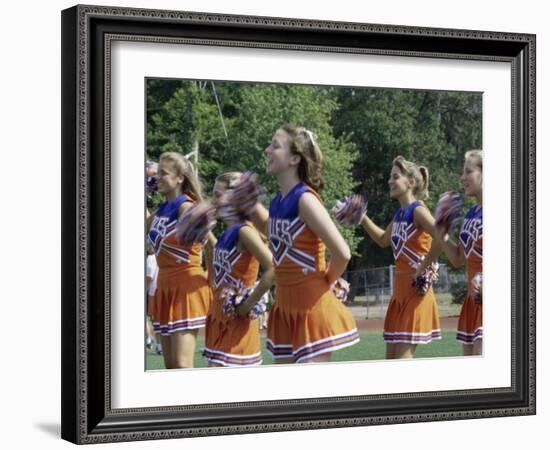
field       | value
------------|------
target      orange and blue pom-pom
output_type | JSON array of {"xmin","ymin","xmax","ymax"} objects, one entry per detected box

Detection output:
[
  {"xmin": 434, "ymin": 191, "xmax": 463, "ymax": 233},
  {"xmin": 145, "ymin": 160, "xmax": 158, "ymax": 197},
  {"xmin": 175, "ymin": 202, "xmax": 217, "ymax": 246},
  {"xmin": 332, "ymin": 194, "xmax": 368, "ymax": 226},
  {"xmin": 331, "ymin": 278, "xmax": 350, "ymax": 303},
  {"xmin": 471, "ymin": 272, "xmax": 482, "ymax": 304},
  {"xmin": 412, "ymin": 261, "xmax": 440, "ymax": 295},
  {"xmin": 221, "ymin": 281, "xmax": 268, "ymax": 319},
  {"xmin": 225, "ymin": 172, "xmax": 266, "ymax": 218}
]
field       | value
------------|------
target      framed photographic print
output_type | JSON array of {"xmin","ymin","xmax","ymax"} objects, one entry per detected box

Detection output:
[{"xmin": 61, "ymin": 4, "xmax": 535, "ymax": 444}]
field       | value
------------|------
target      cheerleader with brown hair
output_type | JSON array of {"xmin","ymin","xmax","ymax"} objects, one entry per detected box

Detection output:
[
  {"xmin": 245, "ymin": 124, "xmax": 359, "ymax": 363},
  {"xmin": 147, "ymin": 152, "xmax": 213, "ymax": 369}
]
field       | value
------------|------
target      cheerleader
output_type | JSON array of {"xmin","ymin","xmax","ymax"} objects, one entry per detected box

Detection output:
[
  {"xmin": 203, "ymin": 172, "xmax": 275, "ymax": 367},
  {"xmin": 435, "ymin": 151, "xmax": 483, "ymax": 356},
  {"xmin": 147, "ymin": 152, "xmax": 213, "ymax": 369},
  {"xmin": 248, "ymin": 124, "xmax": 359, "ymax": 364},
  {"xmin": 358, "ymin": 156, "xmax": 442, "ymax": 359}
]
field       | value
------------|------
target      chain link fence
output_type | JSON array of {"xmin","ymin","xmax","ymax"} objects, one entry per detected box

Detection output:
[{"xmin": 343, "ymin": 264, "xmax": 466, "ymax": 319}]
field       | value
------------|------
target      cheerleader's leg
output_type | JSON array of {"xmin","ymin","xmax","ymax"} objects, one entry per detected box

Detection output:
[
  {"xmin": 160, "ymin": 335, "xmax": 174, "ymax": 369},
  {"xmin": 172, "ymin": 329, "xmax": 199, "ymax": 368},
  {"xmin": 471, "ymin": 339, "xmax": 482, "ymax": 356},
  {"xmin": 302, "ymin": 352, "xmax": 332, "ymax": 363},
  {"xmin": 464, "ymin": 339, "xmax": 482, "ymax": 357},
  {"xmin": 394, "ymin": 343, "xmax": 417, "ymax": 359}
]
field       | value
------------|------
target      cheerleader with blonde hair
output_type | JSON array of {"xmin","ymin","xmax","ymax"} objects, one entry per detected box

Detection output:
[
  {"xmin": 352, "ymin": 156, "xmax": 442, "ymax": 359},
  {"xmin": 147, "ymin": 152, "xmax": 213, "ymax": 369},
  {"xmin": 433, "ymin": 150, "xmax": 483, "ymax": 356}
]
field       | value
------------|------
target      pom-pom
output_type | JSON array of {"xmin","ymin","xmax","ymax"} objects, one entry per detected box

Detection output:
[
  {"xmin": 434, "ymin": 191, "xmax": 464, "ymax": 233},
  {"xmin": 175, "ymin": 202, "xmax": 217, "ymax": 246},
  {"xmin": 225, "ymin": 172, "xmax": 265, "ymax": 218},
  {"xmin": 412, "ymin": 261, "xmax": 440, "ymax": 295},
  {"xmin": 215, "ymin": 190, "xmax": 242, "ymax": 223},
  {"xmin": 331, "ymin": 278, "xmax": 350, "ymax": 303},
  {"xmin": 145, "ymin": 160, "xmax": 158, "ymax": 197},
  {"xmin": 471, "ymin": 272, "xmax": 482, "ymax": 304},
  {"xmin": 220, "ymin": 281, "xmax": 268, "ymax": 320},
  {"xmin": 332, "ymin": 194, "xmax": 368, "ymax": 226},
  {"xmin": 248, "ymin": 293, "xmax": 269, "ymax": 319}
]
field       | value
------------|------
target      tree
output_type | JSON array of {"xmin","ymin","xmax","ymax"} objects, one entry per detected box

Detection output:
[
  {"xmin": 332, "ymin": 88, "xmax": 481, "ymax": 268},
  {"xmin": 146, "ymin": 80, "xmax": 362, "ymax": 254}
]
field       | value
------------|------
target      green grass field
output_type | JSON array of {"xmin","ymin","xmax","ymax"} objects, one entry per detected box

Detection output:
[{"xmin": 146, "ymin": 330, "xmax": 463, "ymax": 370}]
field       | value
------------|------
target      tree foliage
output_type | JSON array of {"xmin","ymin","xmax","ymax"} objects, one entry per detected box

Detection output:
[
  {"xmin": 146, "ymin": 80, "xmax": 481, "ymax": 267},
  {"xmin": 331, "ymin": 88, "xmax": 481, "ymax": 268}
]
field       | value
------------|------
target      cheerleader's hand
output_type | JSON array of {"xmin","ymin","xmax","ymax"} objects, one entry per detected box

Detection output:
[
  {"xmin": 221, "ymin": 281, "xmax": 257, "ymax": 319},
  {"xmin": 434, "ymin": 225, "xmax": 449, "ymax": 244},
  {"xmin": 235, "ymin": 301, "xmax": 251, "ymax": 318}
]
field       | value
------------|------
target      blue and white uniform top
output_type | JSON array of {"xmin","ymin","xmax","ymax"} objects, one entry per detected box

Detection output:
[
  {"xmin": 268, "ymin": 182, "xmax": 326, "ymax": 285},
  {"xmin": 148, "ymin": 194, "xmax": 201, "ymax": 270},
  {"xmin": 459, "ymin": 204, "xmax": 483, "ymax": 289},
  {"xmin": 213, "ymin": 223, "xmax": 246, "ymax": 289},
  {"xmin": 390, "ymin": 200, "xmax": 432, "ymax": 271},
  {"xmin": 459, "ymin": 205, "xmax": 483, "ymax": 259}
]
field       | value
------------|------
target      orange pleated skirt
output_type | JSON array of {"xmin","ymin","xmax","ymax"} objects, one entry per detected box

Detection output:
[
  {"xmin": 456, "ymin": 294, "xmax": 483, "ymax": 345},
  {"xmin": 151, "ymin": 266, "xmax": 212, "ymax": 335},
  {"xmin": 267, "ymin": 274, "xmax": 359, "ymax": 363},
  {"xmin": 203, "ymin": 295, "xmax": 262, "ymax": 366},
  {"xmin": 383, "ymin": 273, "xmax": 441, "ymax": 344}
]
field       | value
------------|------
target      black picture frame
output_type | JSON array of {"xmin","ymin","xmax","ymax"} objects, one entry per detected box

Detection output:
[{"xmin": 61, "ymin": 4, "xmax": 536, "ymax": 444}]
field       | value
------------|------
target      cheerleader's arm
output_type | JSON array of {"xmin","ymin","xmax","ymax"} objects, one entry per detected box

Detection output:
[
  {"xmin": 439, "ymin": 234, "xmax": 466, "ymax": 267},
  {"xmin": 359, "ymin": 215, "xmax": 392, "ymax": 248},
  {"xmin": 146, "ymin": 208, "xmax": 157, "ymax": 230},
  {"xmin": 247, "ymin": 203, "xmax": 270, "ymax": 237},
  {"xmin": 203, "ymin": 232, "xmax": 216, "ymax": 286},
  {"xmin": 299, "ymin": 192, "xmax": 351, "ymax": 286},
  {"xmin": 177, "ymin": 201, "xmax": 193, "ymax": 218},
  {"xmin": 431, "ymin": 217, "xmax": 466, "ymax": 267},
  {"xmin": 235, "ymin": 226, "xmax": 275, "ymax": 317},
  {"xmin": 413, "ymin": 205, "xmax": 444, "ymax": 276}
]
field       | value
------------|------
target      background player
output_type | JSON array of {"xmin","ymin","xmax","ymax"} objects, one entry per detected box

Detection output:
[
  {"xmin": 434, "ymin": 150, "xmax": 483, "ymax": 355},
  {"xmin": 147, "ymin": 152, "xmax": 213, "ymax": 369},
  {"xmin": 358, "ymin": 156, "xmax": 442, "ymax": 359},
  {"xmin": 203, "ymin": 172, "xmax": 275, "ymax": 367}
]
